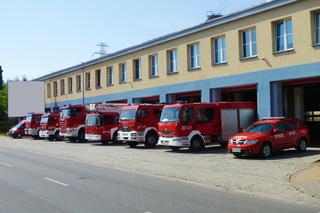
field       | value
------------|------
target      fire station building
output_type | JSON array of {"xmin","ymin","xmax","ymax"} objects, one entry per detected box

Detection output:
[{"xmin": 36, "ymin": 0, "xmax": 320, "ymax": 144}]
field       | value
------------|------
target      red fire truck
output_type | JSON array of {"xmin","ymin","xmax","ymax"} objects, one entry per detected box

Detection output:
[
  {"xmin": 39, "ymin": 112, "xmax": 63, "ymax": 141},
  {"xmin": 157, "ymin": 102, "xmax": 256, "ymax": 151},
  {"xmin": 24, "ymin": 112, "xmax": 43, "ymax": 139},
  {"xmin": 118, "ymin": 104, "xmax": 164, "ymax": 148},
  {"xmin": 85, "ymin": 104, "xmax": 125, "ymax": 144},
  {"xmin": 59, "ymin": 105, "xmax": 88, "ymax": 142}
]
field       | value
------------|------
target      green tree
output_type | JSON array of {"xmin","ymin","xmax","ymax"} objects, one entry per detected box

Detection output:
[{"xmin": 0, "ymin": 83, "xmax": 8, "ymax": 121}]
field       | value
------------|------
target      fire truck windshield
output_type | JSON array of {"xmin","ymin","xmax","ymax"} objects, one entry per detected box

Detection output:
[
  {"xmin": 60, "ymin": 108, "xmax": 82, "ymax": 118},
  {"xmin": 245, "ymin": 123, "xmax": 273, "ymax": 133},
  {"xmin": 26, "ymin": 115, "xmax": 33, "ymax": 122},
  {"xmin": 160, "ymin": 107, "xmax": 180, "ymax": 123},
  {"xmin": 86, "ymin": 115, "xmax": 101, "ymax": 127},
  {"xmin": 40, "ymin": 116, "xmax": 49, "ymax": 124},
  {"xmin": 119, "ymin": 109, "xmax": 137, "ymax": 121},
  {"xmin": 15, "ymin": 121, "xmax": 25, "ymax": 128}
]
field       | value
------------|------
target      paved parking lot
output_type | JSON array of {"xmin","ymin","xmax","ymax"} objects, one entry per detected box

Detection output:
[{"xmin": 0, "ymin": 136, "xmax": 319, "ymax": 207}]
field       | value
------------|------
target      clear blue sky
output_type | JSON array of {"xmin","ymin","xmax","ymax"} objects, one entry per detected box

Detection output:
[{"xmin": 0, "ymin": 0, "xmax": 264, "ymax": 81}]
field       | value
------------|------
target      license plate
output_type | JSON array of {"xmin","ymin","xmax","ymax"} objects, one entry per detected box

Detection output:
[{"xmin": 232, "ymin": 148, "xmax": 241, "ymax": 153}]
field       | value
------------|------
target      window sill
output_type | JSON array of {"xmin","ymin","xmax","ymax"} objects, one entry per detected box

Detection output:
[
  {"xmin": 273, "ymin": 48, "xmax": 295, "ymax": 55},
  {"xmin": 149, "ymin": 75, "xmax": 159, "ymax": 79},
  {"xmin": 313, "ymin": 43, "xmax": 320, "ymax": 48},
  {"xmin": 119, "ymin": 81, "xmax": 127, "ymax": 85},
  {"xmin": 240, "ymin": 55, "xmax": 258, "ymax": 61},
  {"xmin": 76, "ymin": 90, "xmax": 82, "ymax": 93},
  {"xmin": 133, "ymin": 79, "xmax": 142, "ymax": 82},
  {"xmin": 212, "ymin": 61, "xmax": 228, "ymax": 66},
  {"xmin": 167, "ymin": 71, "xmax": 179, "ymax": 75},
  {"xmin": 96, "ymin": 86, "xmax": 102, "ymax": 89},
  {"xmin": 86, "ymin": 89, "xmax": 92, "ymax": 91},
  {"xmin": 68, "ymin": 92, "xmax": 73, "ymax": 95},
  {"xmin": 188, "ymin": 67, "xmax": 201, "ymax": 72}
]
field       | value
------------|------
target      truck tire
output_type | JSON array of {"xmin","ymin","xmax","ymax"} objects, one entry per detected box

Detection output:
[
  {"xmin": 144, "ymin": 132, "xmax": 158, "ymax": 148},
  {"xmin": 54, "ymin": 131, "xmax": 63, "ymax": 141},
  {"xmin": 78, "ymin": 129, "xmax": 86, "ymax": 143},
  {"xmin": 112, "ymin": 132, "xmax": 120, "ymax": 144},
  {"xmin": 190, "ymin": 136, "xmax": 204, "ymax": 152},
  {"xmin": 128, "ymin": 141, "xmax": 138, "ymax": 148},
  {"xmin": 296, "ymin": 138, "xmax": 307, "ymax": 152},
  {"xmin": 261, "ymin": 142, "xmax": 272, "ymax": 158},
  {"xmin": 170, "ymin": 147, "xmax": 180, "ymax": 152},
  {"xmin": 48, "ymin": 135, "xmax": 54, "ymax": 141},
  {"xmin": 69, "ymin": 137, "xmax": 77, "ymax": 142}
]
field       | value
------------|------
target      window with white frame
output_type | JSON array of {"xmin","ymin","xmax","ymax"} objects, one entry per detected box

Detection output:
[
  {"xmin": 242, "ymin": 28, "xmax": 257, "ymax": 58},
  {"xmin": 68, "ymin": 77, "xmax": 73, "ymax": 94},
  {"xmin": 76, "ymin": 75, "xmax": 82, "ymax": 92},
  {"xmin": 168, "ymin": 48, "xmax": 178, "ymax": 73},
  {"xmin": 133, "ymin": 59, "xmax": 141, "ymax": 80},
  {"xmin": 53, "ymin": 81, "xmax": 58, "ymax": 97},
  {"xmin": 119, "ymin": 63, "xmax": 127, "ymax": 83},
  {"xmin": 213, "ymin": 36, "xmax": 226, "ymax": 64},
  {"xmin": 60, "ymin": 79, "xmax": 65, "ymax": 95},
  {"xmin": 314, "ymin": 11, "xmax": 320, "ymax": 45},
  {"xmin": 107, "ymin": 67, "xmax": 113, "ymax": 86},
  {"xmin": 47, "ymin": 83, "xmax": 51, "ymax": 98},
  {"xmin": 95, "ymin": 69, "xmax": 102, "ymax": 88},
  {"xmin": 189, "ymin": 43, "xmax": 200, "ymax": 69},
  {"xmin": 274, "ymin": 19, "xmax": 293, "ymax": 52},
  {"xmin": 150, "ymin": 54, "xmax": 158, "ymax": 77},
  {"xmin": 85, "ymin": 72, "xmax": 91, "ymax": 90}
]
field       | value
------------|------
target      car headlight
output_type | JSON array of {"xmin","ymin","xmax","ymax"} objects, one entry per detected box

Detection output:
[{"xmin": 246, "ymin": 139, "xmax": 258, "ymax": 144}]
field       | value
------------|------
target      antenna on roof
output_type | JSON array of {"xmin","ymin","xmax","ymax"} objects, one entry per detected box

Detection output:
[
  {"xmin": 206, "ymin": 11, "xmax": 223, "ymax": 21},
  {"xmin": 92, "ymin": 42, "xmax": 108, "ymax": 57}
]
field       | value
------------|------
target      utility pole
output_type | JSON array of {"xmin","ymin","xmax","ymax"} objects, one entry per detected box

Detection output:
[{"xmin": 0, "ymin": 66, "xmax": 3, "ymax": 90}]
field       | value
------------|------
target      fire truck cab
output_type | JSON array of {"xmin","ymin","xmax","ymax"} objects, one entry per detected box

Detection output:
[
  {"xmin": 24, "ymin": 112, "xmax": 43, "ymax": 139},
  {"xmin": 118, "ymin": 104, "xmax": 164, "ymax": 148},
  {"xmin": 39, "ymin": 112, "xmax": 62, "ymax": 141},
  {"xmin": 85, "ymin": 104, "xmax": 124, "ymax": 144},
  {"xmin": 157, "ymin": 102, "xmax": 256, "ymax": 151},
  {"xmin": 59, "ymin": 105, "xmax": 88, "ymax": 142}
]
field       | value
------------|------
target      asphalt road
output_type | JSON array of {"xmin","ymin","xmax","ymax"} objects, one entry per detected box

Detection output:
[{"xmin": 0, "ymin": 147, "xmax": 318, "ymax": 213}]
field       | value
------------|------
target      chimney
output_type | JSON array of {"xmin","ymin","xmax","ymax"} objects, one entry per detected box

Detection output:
[{"xmin": 206, "ymin": 11, "xmax": 223, "ymax": 21}]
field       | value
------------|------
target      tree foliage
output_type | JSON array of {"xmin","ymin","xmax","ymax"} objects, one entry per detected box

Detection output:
[{"xmin": 0, "ymin": 83, "xmax": 8, "ymax": 121}]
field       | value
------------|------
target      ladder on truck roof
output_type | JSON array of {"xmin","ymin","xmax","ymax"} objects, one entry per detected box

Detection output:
[{"xmin": 92, "ymin": 103, "xmax": 127, "ymax": 113}]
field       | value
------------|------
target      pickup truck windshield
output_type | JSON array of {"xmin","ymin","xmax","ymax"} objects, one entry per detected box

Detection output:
[
  {"xmin": 160, "ymin": 108, "xmax": 180, "ymax": 123},
  {"xmin": 245, "ymin": 123, "xmax": 272, "ymax": 133},
  {"xmin": 119, "ymin": 109, "xmax": 137, "ymax": 121}
]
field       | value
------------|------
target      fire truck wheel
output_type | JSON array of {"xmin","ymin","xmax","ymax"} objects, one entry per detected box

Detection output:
[
  {"xmin": 48, "ymin": 135, "xmax": 54, "ymax": 141},
  {"xmin": 296, "ymin": 138, "xmax": 307, "ymax": 152},
  {"xmin": 69, "ymin": 137, "xmax": 77, "ymax": 142},
  {"xmin": 170, "ymin": 147, "xmax": 180, "ymax": 152},
  {"xmin": 145, "ymin": 132, "xmax": 158, "ymax": 148},
  {"xmin": 233, "ymin": 153, "xmax": 242, "ymax": 158},
  {"xmin": 128, "ymin": 141, "xmax": 138, "ymax": 148},
  {"xmin": 261, "ymin": 142, "xmax": 272, "ymax": 158},
  {"xmin": 78, "ymin": 129, "xmax": 86, "ymax": 143},
  {"xmin": 112, "ymin": 132, "xmax": 120, "ymax": 144},
  {"xmin": 32, "ymin": 135, "xmax": 39, "ymax": 139},
  {"xmin": 54, "ymin": 131, "xmax": 63, "ymax": 141},
  {"xmin": 190, "ymin": 136, "xmax": 204, "ymax": 152},
  {"xmin": 17, "ymin": 133, "xmax": 22, "ymax": 138}
]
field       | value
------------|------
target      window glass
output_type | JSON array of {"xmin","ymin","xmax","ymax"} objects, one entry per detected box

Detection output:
[
  {"xmin": 275, "ymin": 19, "xmax": 293, "ymax": 52},
  {"xmin": 275, "ymin": 123, "xmax": 285, "ymax": 133},
  {"xmin": 168, "ymin": 49, "xmax": 178, "ymax": 73},
  {"xmin": 242, "ymin": 29, "xmax": 256, "ymax": 58},
  {"xmin": 315, "ymin": 12, "xmax": 320, "ymax": 44},
  {"xmin": 150, "ymin": 55, "xmax": 158, "ymax": 77},
  {"xmin": 133, "ymin": 59, "xmax": 141, "ymax": 80},
  {"xmin": 120, "ymin": 63, "xmax": 127, "ymax": 83},
  {"xmin": 107, "ymin": 67, "xmax": 113, "ymax": 85},
  {"xmin": 283, "ymin": 122, "xmax": 295, "ymax": 131},
  {"xmin": 214, "ymin": 36, "xmax": 226, "ymax": 64},
  {"xmin": 246, "ymin": 123, "xmax": 273, "ymax": 133},
  {"xmin": 182, "ymin": 108, "xmax": 194, "ymax": 123},
  {"xmin": 189, "ymin": 44, "xmax": 200, "ymax": 69}
]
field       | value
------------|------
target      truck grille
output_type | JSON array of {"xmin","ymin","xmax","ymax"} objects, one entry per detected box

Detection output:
[
  {"xmin": 121, "ymin": 126, "xmax": 131, "ymax": 132},
  {"xmin": 159, "ymin": 130, "xmax": 174, "ymax": 135}
]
